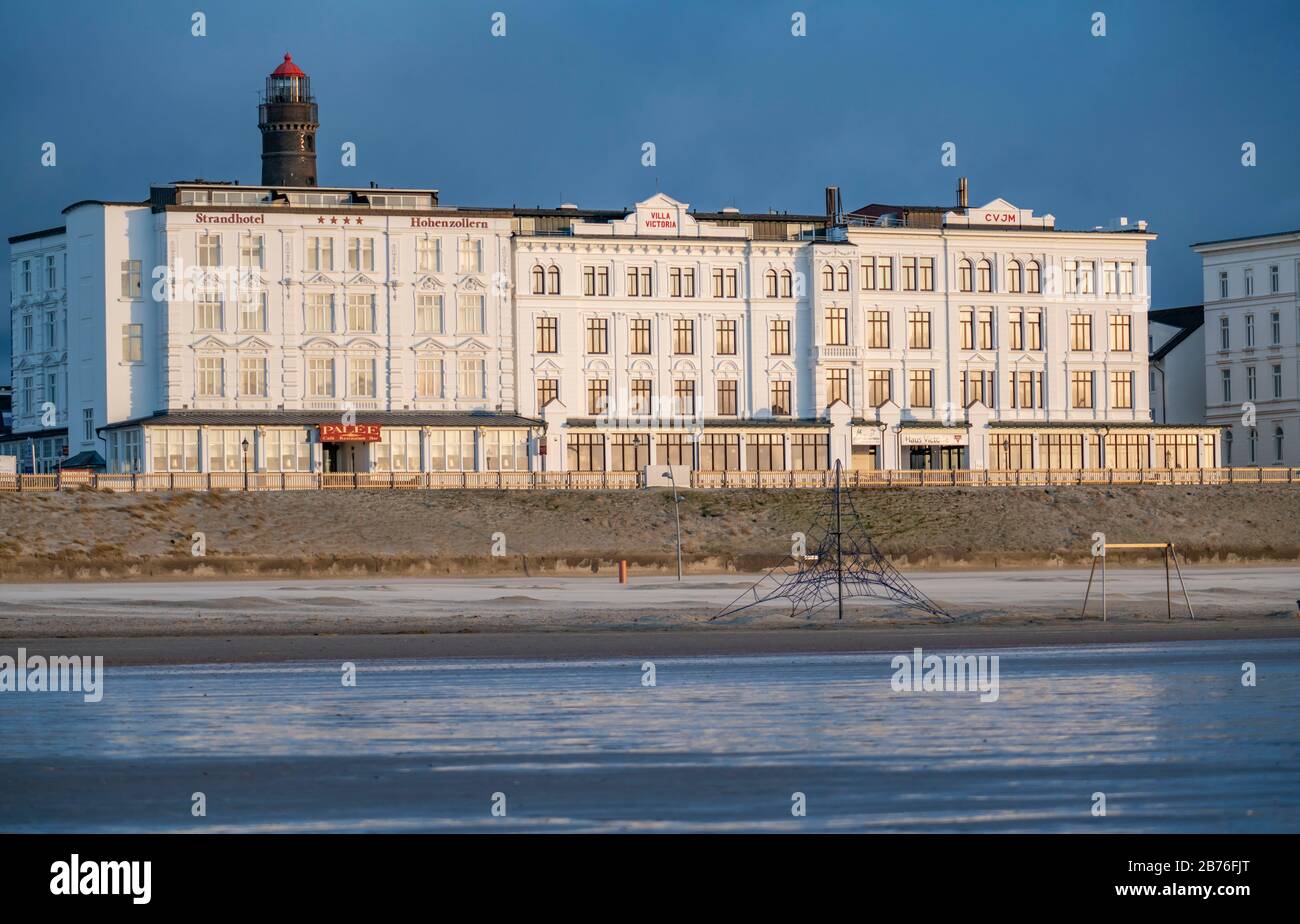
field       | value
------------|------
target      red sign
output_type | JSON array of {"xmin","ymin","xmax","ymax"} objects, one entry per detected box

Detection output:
[{"xmin": 319, "ymin": 423, "xmax": 381, "ymax": 442}]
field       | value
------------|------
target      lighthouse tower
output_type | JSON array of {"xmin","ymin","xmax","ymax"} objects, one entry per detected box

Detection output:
[{"xmin": 257, "ymin": 53, "xmax": 318, "ymax": 187}]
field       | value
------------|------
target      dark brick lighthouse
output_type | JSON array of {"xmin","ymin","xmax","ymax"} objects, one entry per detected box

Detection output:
[{"xmin": 258, "ymin": 53, "xmax": 318, "ymax": 187}]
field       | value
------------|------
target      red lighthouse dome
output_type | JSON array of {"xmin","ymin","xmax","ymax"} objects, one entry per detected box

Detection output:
[{"xmin": 270, "ymin": 52, "xmax": 305, "ymax": 78}]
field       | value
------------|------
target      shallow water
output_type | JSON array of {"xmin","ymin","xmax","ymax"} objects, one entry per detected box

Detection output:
[{"xmin": 2, "ymin": 639, "xmax": 1298, "ymax": 832}]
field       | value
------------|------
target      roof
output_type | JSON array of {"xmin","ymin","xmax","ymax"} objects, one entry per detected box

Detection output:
[
  {"xmin": 60, "ymin": 199, "xmax": 150, "ymax": 215},
  {"xmin": 101, "ymin": 410, "xmax": 543, "ymax": 431},
  {"xmin": 270, "ymin": 53, "xmax": 306, "ymax": 78},
  {"xmin": 562, "ymin": 417, "xmax": 829, "ymax": 429},
  {"xmin": 1191, "ymin": 228, "xmax": 1300, "ymax": 249},
  {"xmin": 1149, "ymin": 305, "xmax": 1204, "ymax": 362},
  {"xmin": 8, "ymin": 226, "xmax": 66, "ymax": 245},
  {"xmin": 0, "ymin": 426, "xmax": 68, "ymax": 443},
  {"xmin": 62, "ymin": 450, "xmax": 105, "ymax": 469},
  {"xmin": 990, "ymin": 420, "xmax": 1218, "ymax": 431}
]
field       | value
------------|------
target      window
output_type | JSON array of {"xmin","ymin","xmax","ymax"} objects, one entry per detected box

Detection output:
[
  {"xmin": 1009, "ymin": 371, "xmax": 1043, "ymax": 410},
  {"xmin": 712, "ymin": 267, "xmax": 738, "ymax": 298},
  {"xmin": 1027, "ymin": 310, "xmax": 1043, "ymax": 350},
  {"xmin": 836, "ymin": 265, "xmax": 849, "ymax": 292},
  {"xmin": 1273, "ymin": 364, "xmax": 1283, "ymax": 398},
  {"xmin": 1275, "ymin": 426, "xmax": 1285, "ymax": 462},
  {"xmin": 458, "ymin": 238, "xmax": 483, "ymax": 273},
  {"xmin": 21, "ymin": 315, "xmax": 32, "ymax": 352},
  {"xmin": 867, "ymin": 310, "xmax": 889, "ymax": 349},
  {"xmin": 586, "ymin": 317, "xmax": 609, "ymax": 354},
  {"xmin": 535, "ymin": 316, "xmax": 558, "ymax": 353},
  {"xmin": 780, "ymin": 270, "xmax": 793, "ymax": 297},
  {"xmin": 1104, "ymin": 434, "xmax": 1147, "ymax": 470},
  {"xmin": 458, "ymin": 357, "xmax": 485, "ymax": 398},
  {"xmin": 770, "ymin": 319, "xmax": 791, "ymax": 355},
  {"xmin": 240, "ymin": 234, "xmax": 264, "ymax": 269},
  {"xmin": 626, "ymin": 266, "xmax": 653, "ymax": 297},
  {"xmin": 960, "ymin": 309, "xmax": 974, "ymax": 350},
  {"xmin": 151, "ymin": 428, "xmax": 200, "ymax": 473},
  {"xmin": 1042, "ymin": 434, "xmax": 1084, "ymax": 470},
  {"xmin": 196, "ymin": 356, "xmax": 224, "ymax": 397},
  {"xmin": 1026, "ymin": 261, "xmax": 1041, "ymax": 294},
  {"xmin": 907, "ymin": 369, "xmax": 932, "ymax": 408},
  {"xmin": 307, "ymin": 293, "xmax": 333, "ymax": 331},
  {"xmin": 861, "ymin": 257, "xmax": 877, "ymax": 290},
  {"xmin": 1070, "ymin": 314, "xmax": 1093, "ymax": 351},
  {"xmin": 770, "ymin": 380, "xmax": 792, "ymax": 416},
  {"xmin": 716, "ymin": 380, "xmax": 738, "ymax": 416},
  {"xmin": 1070, "ymin": 370, "xmax": 1094, "ymax": 408},
  {"xmin": 1249, "ymin": 429, "xmax": 1258, "ymax": 464},
  {"xmin": 583, "ymin": 266, "xmax": 610, "ymax": 296},
  {"xmin": 239, "ymin": 356, "xmax": 267, "ymax": 397},
  {"xmin": 458, "ymin": 293, "xmax": 484, "ymax": 333},
  {"xmin": 1007, "ymin": 260, "xmax": 1022, "ymax": 293},
  {"xmin": 45, "ymin": 255, "xmax": 57, "ymax": 289},
  {"xmin": 821, "ymin": 265, "xmax": 834, "ymax": 292},
  {"xmin": 1221, "ymin": 368, "xmax": 1232, "ymax": 403},
  {"xmin": 673, "ymin": 379, "xmax": 696, "ymax": 416},
  {"xmin": 902, "ymin": 257, "xmax": 918, "ymax": 291},
  {"xmin": 978, "ymin": 310, "xmax": 995, "ymax": 350},
  {"xmin": 992, "ymin": 434, "xmax": 1034, "ymax": 471},
  {"xmin": 120, "ymin": 260, "xmax": 142, "ymax": 298},
  {"xmin": 958, "ymin": 259, "xmax": 973, "ymax": 292},
  {"xmin": 306, "ymin": 236, "xmax": 333, "ymax": 271},
  {"xmin": 918, "ymin": 256, "xmax": 934, "ymax": 291},
  {"xmin": 429, "ymin": 429, "xmax": 476, "ymax": 472},
  {"xmin": 417, "ymin": 357, "xmax": 444, "ymax": 398},
  {"xmin": 962, "ymin": 370, "xmax": 991, "ymax": 407},
  {"xmin": 1103, "ymin": 261, "xmax": 1118, "ymax": 295},
  {"xmin": 1110, "ymin": 371, "xmax": 1133, "ymax": 409},
  {"xmin": 670, "ymin": 267, "xmax": 696, "ymax": 297},
  {"xmin": 791, "ymin": 433, "xmax": 828, "ymax": 471},
  {"xmin": 536, "ymin": 377, "xmax": 558, "ymax": 409},
  {"xmin": 747, "ymin": 433, "xmax": 785, "ymax": 472},
  {"xmin": 417, "ymin": 238, "xmax": 440, "ymax": 273},
  {"xmin": 373, "ymin": 429, "xmax": 423, "ymax": 472},
  {"xmin": 531, "ymin": 265, "xmax": 545, "ymax": 295},
  {"xmin": 699, "ymin": 434, "xmax": 741, "ymax": 471},
  {"xmin": 307, "ymin": 357, "xmax": 334, "ymax": 397},
  {"xmin": 631, "ymin": 379, "xmax": 653, "ymax": 415},
  {"xmin": 610, "ymin": 433, "xmax": 650, "ymax": 473},
  {"xmin": 1076, "ymin": 260, "xmax": 1094, "ymax": 294},
  {"xmin": 567, "ymin": 432, "xmax": 606, "ymax": 472},
  {"xmin": 1109, "ymin": 315, "xmax": 1132, "ymax": 352},
  {"xmin": 976, "ymin": 259, "xmax": 992, "ymax": 293},
  {"xmin": 117, "ymin": 323, "xmax": 142, "ymax": 363},
  {"xmin": 656, "ymin": 433, "xmax": 691, "ymax": 467},
  {"xmin": 82, "ymin": 408, "xmax": 94, "ymax": 442},
  {"xmin": 907, "ymin": 310, "xmax": 931, "ymax": 349},
  {"xmin": 348, "ymin": 357, "xmax": 376, "ymax": 397},
  {"xmin": 415, "ymin": 294, "xmax": 443, "ymax": 333},
  {"xmin": 1219, "ymin": 271, "xmax": 1229, "ymax": 299},
  {"xmin": 672, "ymin": 319, "xmax": 695, "ymax": 354},
  {"xmin": 630, "ymin": 319, "xmax": 652, "ymax": 354},
  {"xmin": 1271, "ymin": 311, "xmax": 1281, "ymax": 345},
  {"xmin": 1009, "ymin": 309, "xmax": 1023, "ymax": 351},
  {"xmin": 716, "ymin": 319, "xmax": 737, "ymax": 355},
  {"xmin": 20, "ymin": 259, "xmax": 31, "ymax": 293},
  {"xmin": 587, "ymin": 378, "xmax": 609, "ymax": 415},
  {"xmin": 207, "ymin": 429, "xmax": 255, "ymax": 473},
  {"xmin": 1270, "ymin": 265, "xmax": 1280, "ymax": 293},
  {"xmin": 764, "ymin": 269, "xmax": 778, "ymax": 298},
  {"xmin": 197, "ymin": 232, "xmax": 221, "ymax": 267},
  {"xmin": 1245, "ymin": 269, "xmax": 1255, "ymax": 296},
  {"xmin": 875, "ymin": 257, "xmax": 893, "ymax": 290},
  {"xmin": 239, "ymin": 291, "xmax": 267, "ymax": 331},
  {"xmin": 346, "ymin": 238, "xmax": 375, "ymax": 272},
  {"xmin": 867, "ymin": 370, "xmax": 891, "ymax": 407},
  {"xmin": 546, "ymin": 265, "xmax": 560, "ymax": 295},
  {"xmin": 1246, "ymin": 365, "xmax": 1257, "ymax": 400},
  {"xmin": 1220, "ymin": 315, "xmax": 1230, "ymax": 349},
  {"xmin": 827, "ymin": 368, "xmax": 850, "ymax": 406},
  {"xmin": 1120, "ymin": 262, "xmax": 1135, "ymax": 295},
  {"xmin": 825, "ymin": 306, "xmax": 847, "ymax": 346},
  {"xmin": 347, "ymin": 293, "xmax": 374, "ymax": 332},
  {"xmin": 196, "ymin": 294, "xmax": 223, "ymax": 331},
  {"xmin": 1245, "ymin": 314, "xmax": 1256, "ymax": 347}
]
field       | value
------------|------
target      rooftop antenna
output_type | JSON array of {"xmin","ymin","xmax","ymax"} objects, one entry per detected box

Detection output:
[{"xmin": 714, "ymin": 461, "xmax": 949, "ymax": 621}]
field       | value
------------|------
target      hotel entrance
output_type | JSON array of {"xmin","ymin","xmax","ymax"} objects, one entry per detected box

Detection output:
[
  {"xmin": 907, "ymin": 445, "xmax": 967, "ymax": 470},
  {"xmin": 318, "ymin": 423, "xmax": 381, "ymax": 473},
  {"xmin": 901, "ymin": 429, "xmax": 970, "ymax": 470}
]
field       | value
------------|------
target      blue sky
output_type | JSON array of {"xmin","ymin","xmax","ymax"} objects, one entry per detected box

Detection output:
[{"xmin": 3, "ymin": 0, "xmax": 1298, "ymax": 374}]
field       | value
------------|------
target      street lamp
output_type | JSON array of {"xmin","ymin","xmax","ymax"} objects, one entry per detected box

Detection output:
[
  {"xmin": 635, "ymin": 434, "xmax": 683, "ymax": 581},
  {"xmin": 241, "ymin": 438, "xmax": 250, "ymax": 491}
]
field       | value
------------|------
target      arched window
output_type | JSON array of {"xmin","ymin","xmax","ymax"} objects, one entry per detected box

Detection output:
[
  {"xmin": 976, "ymin": 259, "xmax": 992, "ymax": 293},
  {"xmin": 958, "ymin": 259, "xmax": 973, "ymax": 292},
  {"xmin": 780, "ymin": 270, "xmax": 793, "ymax": 298},
  {"xmin": 1026, "ymin": 261, "xmax": 1041, "ymax": 294},
  {"xmin": 531, "ymin": 265, "xmax": 545, "ymax": 295},
  {"xmin": 1007, "ymin": 260, "xmax": 1022, "ymax": 294},
  {"xmin": 546, "ymin": 265, "xmax": 560, "ymax": 295},
  {"xmin": 836, "ymin": 265, "xmax": 850, "ymax": 291},
  {"xmin": 1275, "ymin": 425, "xmax": 1285, "ymax": 462},
  {"xmin": 821, "ymin": 265, "xmax": 834, "ymax": 291},
  {"xmin": 764, "ymin": 269, "xmax": 778, "ymax": 298}
]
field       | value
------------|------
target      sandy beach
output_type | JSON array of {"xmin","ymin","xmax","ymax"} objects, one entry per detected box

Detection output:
[{"xmin": 3, "ymin": 567, "xmax": 1298, "ymax": 664}]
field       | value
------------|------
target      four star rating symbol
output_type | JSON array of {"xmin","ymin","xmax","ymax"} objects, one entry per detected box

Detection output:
[{"xmin": 315, "ymin": 216, "xmax": 364, "ymax": 225}]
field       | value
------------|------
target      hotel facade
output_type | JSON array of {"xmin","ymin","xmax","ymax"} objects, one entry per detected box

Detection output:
[{"xmin": 3, "ymin": 55, "xmax": 1219, "ymax": 480}]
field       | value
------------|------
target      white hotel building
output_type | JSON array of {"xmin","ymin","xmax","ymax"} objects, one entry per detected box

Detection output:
[
  {"xmin": 3, "ymin": 56, "xmax": 1217, "ymax": 478},
  {"xmin": 1192, "ymin": 230, "xmax": 1300, "ymax": 466}
]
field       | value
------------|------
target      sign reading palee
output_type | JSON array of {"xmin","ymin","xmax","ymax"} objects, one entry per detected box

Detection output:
[{"xmin": 319, "ymin": 423, "xmax": 381, "ymax": 442}]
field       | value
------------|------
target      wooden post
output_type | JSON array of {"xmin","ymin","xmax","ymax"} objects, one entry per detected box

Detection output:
[
  {"xmin": 1101, "ymin": 551, "xmax": 1107, "ymax": 623},
  {"xmin": 1165, "ymin": 545, "xmax": 1172, "ymax": 620},
  {"xmin": 1081, "ymin": 555, "xmax": 1098, "ymax": 619},
  {"xmin": 618, "ymin": 560, "xmax": 628, "ymax": 584}
]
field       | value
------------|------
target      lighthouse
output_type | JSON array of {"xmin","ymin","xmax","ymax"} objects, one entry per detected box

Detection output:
[{"xmin": 257, "ymin": 53, "xmax": 318, "ymax": 187}]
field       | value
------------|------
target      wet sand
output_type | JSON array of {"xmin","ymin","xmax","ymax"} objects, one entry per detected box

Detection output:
[{"xmin": 2, "ymin": 567, "xmax": 1298, "ymax": 664}]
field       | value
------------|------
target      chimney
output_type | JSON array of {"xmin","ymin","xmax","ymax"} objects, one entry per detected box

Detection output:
[
  {"xmin": 957, "ymin": 176, "xmax": 969, "ymax": 209},
  {"xmin": 825, "ymin": 185, "xmax": 840, "ymax": 220}
]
